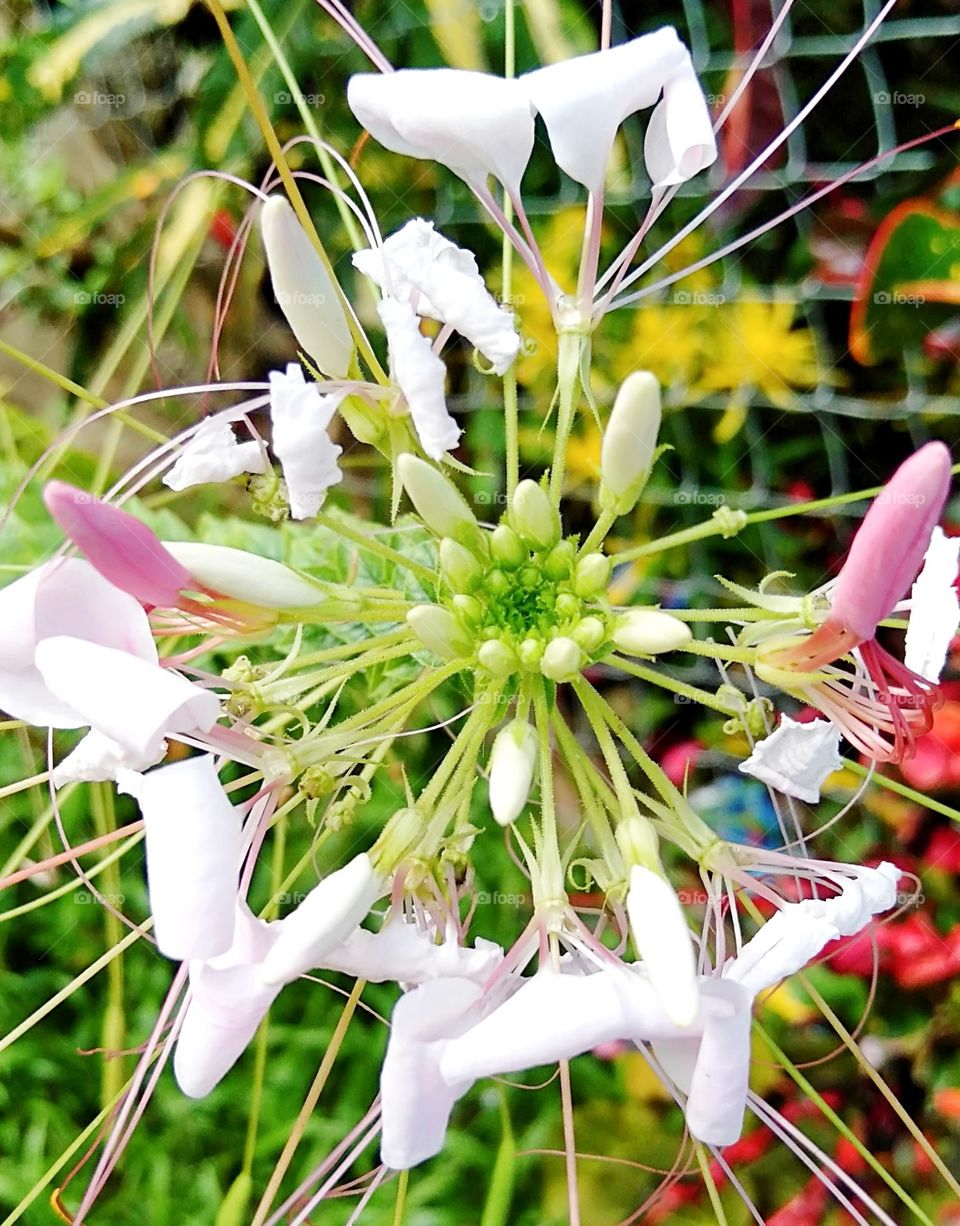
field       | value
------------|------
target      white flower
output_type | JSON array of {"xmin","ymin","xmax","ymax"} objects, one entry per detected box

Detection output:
[
  {"xmin": 347, "ymin": 70, "xmax": 535, "ymax": 196},
  {"xmin": 175, "ymin": 904, "xmax": 283, "ymax": 1098},
  {"xmin": 354, "ymin": 219, "xmax": 520, "ymax": 375},
  {"xmin": 738, "ymin": 715, "xmax": 843, "ymax": 803},
  {"xmin": 260, "ymin": 852, "xmax": 383, "ymax": 986},
  {"xmin": 625, "ymin": 864, "xmax": 699, "ymax": 1026},
  {"xmin": 117, "ymin": 755, "xmax": 243, "ymax": 961},
  {"xmin": 904, "ymin": 526, "xmax": 960, "ymax": 682},
  {"xmin": 52, "ymin": 728, "xmax": 163, "ymax": 786},
  {"xmin": 162, "ymin": 417, "xmax": 266, "ymax": 492},
  {"xmin": 378, "ymin": 298, "xmax": 461, "ymax": 460},
  {"xmin": 523, "ymin": 29, "xmax": 715, "ymax": 193},
  {"xmin": 260, "ymin": 196, "xmax": 354, "ymax": 378},
  {"xmin": 268, "ymin": 363, "xmax": 344, "ymax": 520},
  {"xmin": 488, "ymin": 719, "xmax": 537, "ymax": 826}
]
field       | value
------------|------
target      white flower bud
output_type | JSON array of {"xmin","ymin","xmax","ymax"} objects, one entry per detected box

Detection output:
[
  {"xmin": 490, "ymin": 524, "xmax": 526, "ymax": 569},
  {"xmin": 539, "ymin": 636, "xmax": 584, "ymax": 682},
  {"xmin": 574, "ymin": 552, "xmax": 611, "ymax": 598},
  {"xmin": 439, "ymin": 538, "xmax": 483, "ymax": 592},
  {"xmin": 407, "ymin": 605, "xmax": 474, "ymax": 660},
  {"xmin": 511, "ymin": 480, "xmax": 561, "ymax": 549},
  {"xmin": 572, "ymin": 616, "xmax": 605, "ymax": 653},
  {"xmin": 261, "ymin": 852, "xmax": 382, "ymax": 986},
  {"xmin": 626, "ymin": 864, "xmax": 699, "ymax": 1026},
  {"xmin": 260, "ymin": 197, "xmax": 354, "ymax": 378},
  {"xmin": 477, "ymin": 639, "xmax": 518, "ymax": 677},
  {"xmin": 489, "ymin": 719, "xmax": 537, "ymax": 826},
  {"xmin": 162, "ymin": 541, "xmax": 327, "ymax": 609},
  {"xmin": 600, "ymin": 371, "xmax": 662, "ymax": 515},
  {"xmin": 398, "ymin": 454, "xmax": 479, "ymax": 544},
  {"xmin": 612, "ymin": 609, "xmax": 692, "ymax": 656}
]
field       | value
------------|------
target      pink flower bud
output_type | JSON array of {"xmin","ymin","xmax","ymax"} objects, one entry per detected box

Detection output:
[{"xmin": 44, "ymin": 481, "xmax": 194, "ymax": 609}]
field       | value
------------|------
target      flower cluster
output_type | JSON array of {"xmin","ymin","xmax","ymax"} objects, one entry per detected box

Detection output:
[{"xmin": 3, "ymin": 11, "xmax": 958, "ymax": 1223}]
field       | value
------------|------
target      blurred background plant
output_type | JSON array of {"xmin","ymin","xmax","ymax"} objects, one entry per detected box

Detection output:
[{"xmin": 2, "ymin": 0, "xmax": 960, "ymax": 1223}]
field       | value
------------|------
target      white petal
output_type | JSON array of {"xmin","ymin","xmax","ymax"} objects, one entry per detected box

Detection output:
[
  {"xmin": 683, "ymin": 979, "xmax": 752, "ymax": 1146},
  {"xmin": 904, "ymin": 526, "xmax": 960, "ymax": 682},
  {"xmin": 35, "ymin": 637, "xmax": 220, "ymax": 760},
  {"xmin": 52, "ymin": 729, "xmax": 165, "ymax": 786},
  {"xmin": 261, "ymin": 852, "xmax": 383, "ymax": 986},
  {"xmin": 643, "ymin": 57, "xmax": 718, "ymax": 188},
  {"xmin": 355, "ymin": 220, "xmax": 519, "ymax": 375},
  {"xmin": 0, "ymin": 665, "xmax": 85, "ymax": 728},
  {"xmin": 175, "ymin": 905, "xmax": 283, "ymax": 1098},
  {"xmin": 379, "ymin": 298, "xmax": 461, "ymax": 460},
  {"xmin": 163, "ymin": 417, "xmax": 267, "ymax": 492},
  {"xmin": 268, "ymin": 363, "xmax": 344, "ymax": 520},
  {"xmin": 321, "ymin": 919, "xmax": 502, "ymax": 985},
  {"xmin": 260, "ymin": 196, "xmax": 354, "ymax": 378},
  {"xmin": 117, "ymin": 755, "xmax": 243, "ymax": 961},
  {"xmin": 488, "ymin": 719, "xmax": 537, "ymax": 826},
  {"xmin": 162, "ymin": 542, "xmax": 327, "ymax": 609},
  {"xmin": 380, "ymin": 977, "xmax": 484, "ymax": 1169},
  {"xmin": 523, "ymin": 29, "xmax": 687, "ymax": 193},
  {"xmin": 626, "ymin": 864, "xmax": 699, "ymax": 1026},
  {"xmin": 738, "ymin": 716, "xmax": 843, "ymax": 804},
  {"xmin": 347, "ymin": 70, "xmax": 535, "ymax": 196}
]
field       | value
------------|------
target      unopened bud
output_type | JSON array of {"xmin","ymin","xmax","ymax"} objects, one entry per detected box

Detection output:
[
  {"xmin": 511, "ymin": 479, "xmax": 561, "ymax": 549},
  {"xmin": 574, "ymin": 552, "xmax": 611, "ymax": 598},
  {"xmin": 489, "ymin": 720, "xmax": 537, "ymax": 825},
  {"xmin": 555, "ymin": 592, "xmax": 580, "ymax": 620},
  {"xmin": 477, "ymin": 639, "xmax": 518, "ymax": 677},
  {"xmin": 544, "ymin": 539, "xmax": 576, "ymax": 580},
  {"xmin": 572, "ymin": 615, "xmax": 605, "ymax": 653},
  {"xmin": 540, "ymin": 636, "xmax": 584, "ymax": 682},
  {"xmin": 261, "ymin": 852, "xmax": 381, "ymax": 985},
  {"xmin": 452, "ymin": 593, "xmax": 484, "ymax": 625},
  {"xmin": 600, "ymin": 371, "xmax": 662, "ymax": 515},
  {"xmin": 490, "ymin": 523, "xmax": 526, "ymax": 569},
  {"xmin": 260, "ymin": 196, "xmax": 353, "ymax": 379},
  {"xmin": 615, "ymin": 815, "xmax": 661, "ymax": 870},
  {"xmin": 611, "ymin": 609, "xmax": 692, "ymax": 656},
  {"xmin": 371, "ymin": 806, "xmax": 426, "ymax": 872},
  {"xmin": 162, "ymin": 541, "xmax": 325, "ymax": 609},
  {"xmin": 407, "ymin": 605, "xmax": 473, "ymax": 659},
  {"xmin": 518, "ymin": 637, "xmax": 543, "ymax": 668},
  {"xmin": 486, "ymin": 568, "xmax": 510, "ymax": 597},
  {"xmin": 439, "ymin": 538, "xmax": 482, "ymax": 592},
  {"xmin": 398, "ymin": 454, "xmax": 479, "ymax": 545}
]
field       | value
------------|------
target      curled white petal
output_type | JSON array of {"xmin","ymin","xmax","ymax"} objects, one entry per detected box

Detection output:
[
  {"xmin": 904, "ymin": 526, "xmax": 960, "ymax": 682},
  {"xmin": 117, "ymin": 755, "xmax": 243, "ymax": 961},
  {"xmin": 643, "ymin": 56, "xmax": 718, "ymax": 188},
  {"xmin": 347, "ymin": 70, "xmax": 535, "ymax": 196},
  {"xmin": 380, "ymin": 977, "xmax": 484, "ymax": 1169},
  {"xmin": 35, "ymin": 637, "xmax": 220, "ymax": 760},
  {"xmin": 379, "ymin": 298, "xmax": 461, "ymax": 460},
  {"xmin": 738, "ymin": 715, "xmax": 843, "ymax": 804},
  {"xmin": 175, "ymin": 905, "xmax": 283, "ymax": 1098},
  {"xmin": 261, "ymin": 852, "xmax": 383, "ymax": 986},
  {"xmin": 626, "ymin": 864, "xmax": 699, "ymax": 1026},
  {"xmin": 162, "ymin": 417, "xmax": 266, "ymax": 492},
  {"xmin": 682, "ymin": 980, "xmax": 753, "ymax": 1146},
  {"xmin": 52, "ymin": 729, "xmax": 165, "ymax": 786},
  {"xmin": 162, "ymin": 541, "xmax": 327, "ymax": 609},
  {"xmin": 268, "ymin": 363, "xmax": 344, "ymax": 520},
  {"xmin": 523, "ymin": 29, "xmax": 688, "ymax": 193},
  {"xmin": 322, "ymin": 920, "xmax": 502, "ymax": 985}
]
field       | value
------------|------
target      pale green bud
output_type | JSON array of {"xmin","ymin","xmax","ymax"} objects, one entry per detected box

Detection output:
[
  {"xmin": 260, "ymin": 196, "xmax": 353, "ymax": 379},
  {"xmin": 407, "ymin": 604, "xmax": 473, "ymax": 659},
  {"xmin": 162, "ymin": 542, "xmax": 326, "ymax": 609},
  {"xmin": 452, "ymin": 593, "xmax": 484, "ymax": 625},
  {"xmin": 539, "ymin": 636, "xmax": 584, "ymax": 682},
  {"xmin": 486, "ymin": 568, "xmax": 510, "ymax": 596},
  {"xmin": 599, "ymin": 371, "xmax": 662, "ymax": 516},
  {"xmin": 518, "ymin": 637, "xmax": 543, "ymax": 668},
  {"xmin": 477, "ymin": 638, "xmax": 518, "ymax": 677},
  {"xmin": 615, "ymin": 815, "xmax": 661, "ymax": 871},
  {"xmin": 511, "ymin": 479, "xmax": 561, "ymax": 549},
  {"xmin": 555, "ymin": 592, "xmax": 580, "ymax": 619},
  {"xmin": 572, "ymin": 615, "xmax": 605, "ymax": 653},
  {"xmin": 371, "ymin": 806, "xmax": 426, "ymax": 873},
  {"xmin": 490, "ymin": 524, "xmax": 526, "ymax": 569},
  {"xmin": 398, "ymin": 454, "xmax": 479, "ymax": 544},
  {"xmin": 439, "ymin": 538, "xmax": 482, "ymax": 592},
  {"xmin": 574, "ymin": 552, "xmax": 611, "ymax": 598},
  {"xmin": 488, "ymin": 720, "xmax": 537, "ymax": 826},
  {"xmin": 544, "ymin": 539, "xmax": 576, "ymax": 580},
  {"xmin": 611, "ymin": 609, "xmax": 692, "ymax": 656}
]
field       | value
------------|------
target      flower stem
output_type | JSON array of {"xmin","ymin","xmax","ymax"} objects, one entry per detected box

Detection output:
[{"xmin": 548, "ymin": 331, "xmax": 582, "ymax": 505}]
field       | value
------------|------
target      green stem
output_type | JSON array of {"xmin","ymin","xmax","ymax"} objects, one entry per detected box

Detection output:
[
  {"xmin": 844, "ymin": 758, "xmax": 960, "ymax": 824},
  {"xmin": 579, "ymin": 508, "xmax": 616, "ymax": 556},
  {"xmin": 532, "ymin": 682, "xmax": 564, "ymax": 902},
  {"xmin": 548, "ymin": 331, "xmax": 582, "ymax": 505},
  {"xmin": 607, "ymin": 654, "xmax": 741, "ymax": 717},
  {"xmin": 550, "ymin": 708, "xmax": 620, "ymax": 867}
]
